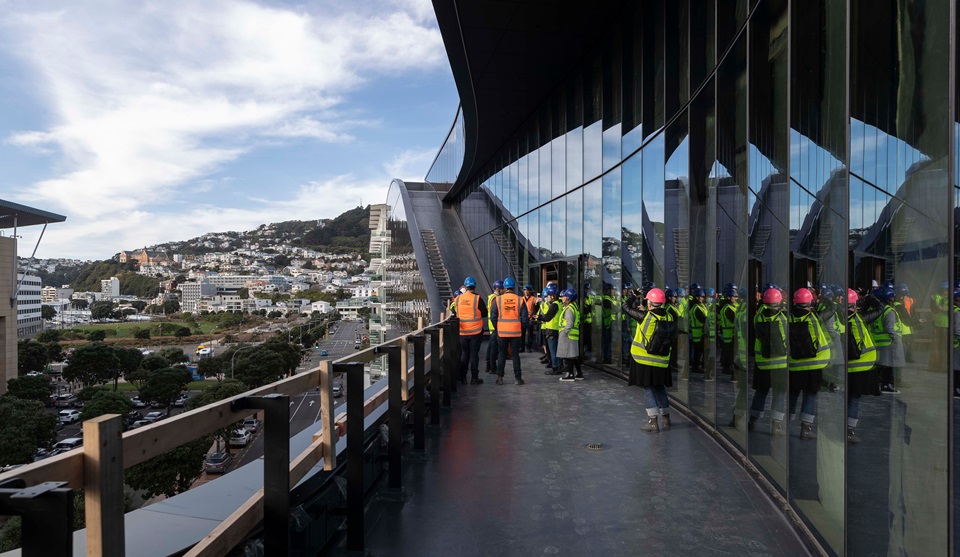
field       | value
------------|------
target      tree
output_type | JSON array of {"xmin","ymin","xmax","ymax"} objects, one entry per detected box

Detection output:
[
  {"xmin": 125, "ymin": 437, "xmax": 211, "ymax": 500},
  {"xmin": 174, "ymin": 326, "xmax": 191, "ymax": 339},
  {"xmin": 232, "ymin": 350, "xmax": 286, "ymax": 388},
  {"xmin": 64, "ymin": 342, "xmax": 118, "ymax": 386},
  {"xmin": 87, "ymin": 330, "xmax": 106, "ymax": 341},
  {"xmin": 17, "ymin": 340, "xmax": 48, "ymax": 374},
  {"xmin": 131, "ymin": 300, "xmax": 148, "ymax": 312},
  {"xmin": 44, "ymin": 341, "xmax": 64, "ymax": 363},
  {"xmin": 73, "ymin": 298, "xmax": 89, "ymax": 310},
  {"xmin": 140, "ymin": 354, "xmax": 170, "ymax": 372},
  {"xmin": 0, "ymin": 397, "xmax": 57, "ymax": 465},
  {"xmin": 161, "ymin": 300, "xmax": 180, "ymax": 314},
  {"xmin": 115, "ymin": 348, "xmax": 144, "ymax": 378},
  {"xmin": 6, "ymin": 375, "xmax": 52, "ymax": 403},
  {"xmin": 139, "ymin": 368, "xmax": 191, "ymax": 410},
  {"xmin": 188, "ymin": 379, "xmax": 249, "ymax": 449},
  {"xmin": 80, "ymin": 391, "xmax": 132, "ymax": 421},
  {"xmin": 158, "ymin": 347, "xmax": 188, "ymax": 364},
  {"xmin": 35, "ymin": 329, "xmax": 61, "ymax": 344},
  {"xmin": 134, "ymin": 328, "xmax": 151, "ymax": 340},
  {"xmin": 90, "ymin": 301, "xmax": 114, "ymax": 321},
  {"xmin": 124, "ymin": 369, "xmax": 150, "ymax": 391},
  {"xmin": 237, "ymin": 287, "xmax": 249, "ymax": 300},
  {"xmin": 40, "ymin": 305, "xmax": 57, "ymax": 320}
]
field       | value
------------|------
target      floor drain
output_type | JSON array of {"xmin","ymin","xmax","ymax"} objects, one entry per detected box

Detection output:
[{"xmin": 587, "ymin": 442, "xmax": 604, "ymax": 451}]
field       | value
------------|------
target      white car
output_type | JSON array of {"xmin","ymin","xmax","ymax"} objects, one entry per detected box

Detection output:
[
  {"xmin": 58, "ymin": 410, "xmax": 81, "ymax": 424},
  {"xmin": 130, "ymin": 397, "xmax": 147, "ymax": 408},
  {"xmin": 229, "ymin": 429, "xmax": 252, "ymax": 447},
  {"xmin": 144, "ymin": 411, "xmax": 166, "ymax": 423},
  {"xmin": 52, "ymin": 438, "xmax": 83, "ymax": 452}
]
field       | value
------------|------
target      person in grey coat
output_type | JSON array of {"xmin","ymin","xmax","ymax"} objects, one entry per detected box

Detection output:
[
  {"xmin": 866, "ymin": 287, "xmax": 905, "ymax": 394},
  {"xmin": 557, "ymin": 288, "xmax": 583, "ymax": 382}
]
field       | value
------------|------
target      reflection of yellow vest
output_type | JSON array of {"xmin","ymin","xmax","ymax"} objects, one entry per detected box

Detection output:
[
  {"xmin": 754, "ymin": 310, "xmax": 787, "ymax": 370},
  {"xmin": 869, "ymin": 306, "xmax": 900, "ymax": 346},
  {"xmin": 893, "ymin": 302, "xmax": 912, "ymax": 336},
  {"xmin": 848, "ymin": 313, "xmax": 877, "ymax": 372},
  {"xmin": 789, "ymin": 312, "xmax": 831, "ymax": 370},
  {"xmin": 630, "ymin": 311, "xmax": 671, "ymax": 367}
]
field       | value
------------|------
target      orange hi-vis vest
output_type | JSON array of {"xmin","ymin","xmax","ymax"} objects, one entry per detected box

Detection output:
[
  {"xmin": 496, "ymin": 292, "xmax": 523, "ymax": 338},
  {"xmin": 457, "ymin": 291, "xmax": 483, "ymax": 336},
  {"xmin": 522, "ymin": 295, "xmax": 537, "ymax": 318}
]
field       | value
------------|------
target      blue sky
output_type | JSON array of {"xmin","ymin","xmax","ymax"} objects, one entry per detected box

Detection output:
[{"xmin": 0, "ymin": 0, "xmax": 459, "ymax": 260}]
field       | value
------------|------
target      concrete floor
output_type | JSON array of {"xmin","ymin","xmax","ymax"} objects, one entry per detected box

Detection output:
[{"xmin": 352, "ymin": 350, "xmax": 812, "ymax": 557}]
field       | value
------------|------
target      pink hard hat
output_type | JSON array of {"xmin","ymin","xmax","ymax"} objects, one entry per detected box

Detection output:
[
  {"xmin": 645, "ymin": 288, "xmax": 666, "ymax": 304},
  {"xmin": 793, "ymin": 288, "xmax": 814, "ymax": 304},
  {"xmin": 762, "ymin": 288, "xmax": 783, "ymax": 304},
  {"xmin": 847, "ymin": 288, "xmax": 859, "ymax": 304}
]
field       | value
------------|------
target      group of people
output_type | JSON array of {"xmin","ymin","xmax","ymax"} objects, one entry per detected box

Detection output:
[{"xmin": 449, "ymin": 274, "xmax": 959, "ymax": 444}]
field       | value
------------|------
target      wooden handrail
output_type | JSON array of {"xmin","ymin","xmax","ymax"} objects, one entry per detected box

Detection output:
[{"xmin": 0, "ymin": 315, "xmax": 451, "ymax": 556}]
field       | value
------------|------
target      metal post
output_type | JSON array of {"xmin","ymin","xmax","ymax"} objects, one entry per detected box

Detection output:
[
  {"xmin": 231, "ymin": 394, "xmax": 290, "ymax": 556},
  {"xmin": 333, "ymin": 362, "xmax": 366, "ymax": 553},
  {"xmin": 409, "ymin": 335, "xmax": 426, "ymax": 451},
  {"xmin": 374, "ymin": 345, "xmax": 403, "ymax": 493},
  {"xmin": 443, "ymin": 320, "xmax": 458, "ymax": 396},
  {"xmin": 0, "ymin": 480, "xmax": 73, "ymax": 557},
  {"xmin": 440, "ymin": 324, "xmax": 452, "ymax": 407},
  {"xmin": 424, "ymin": 328, "xmax": 442, "ymax": 424}
]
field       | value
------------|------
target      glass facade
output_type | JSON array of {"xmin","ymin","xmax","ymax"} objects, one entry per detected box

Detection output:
[{"xmin": 426, "ymin": 1, "xmax": 960, "ymax": 554}]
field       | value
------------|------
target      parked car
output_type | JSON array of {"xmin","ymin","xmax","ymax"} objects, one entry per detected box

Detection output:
[
  {"xmin": 173, "ymin": 394, "xmax": 188, "ymax": 407},
  {"xmin": 229, "ymin": 429, "xmax": 252, "ymax": 447},
  {"xmin": 332, "ymin": 386, "xmax": 343, "ymax": 398},
  {"xmin": 203, "ymin": 452, "xmax": 233, "ymax": 474},
  {"xmin": 130, "ymin": 397, "xmax": 146, "ymax": 408},
  {"xmin": 320, "ymin": 349, "xmax": 328, "ymax": 356},
  {"xmin": 242, "ymin": 418, "xmax": 261, "ymax": 432},
  {"xmin": 126, "ymin": 410, "xmax": 144, "ymax": 424},
  {"xmin": 53, "ymin": 394, "xmax": 78, "ymax": 408},
  {"xmin": 144, "ymin": 411, "xmax": 166, "ymax": 423},
  {"xmin": 52, "ymin": 438, "xmax": 83, "ymax": 452},
  {"xmin": 58, "ymin": 410, "xmax": 81, "ymax": 424},
  {"xmin": 129, "ymin": 420, "xmax": 151, "ymax": 429}
]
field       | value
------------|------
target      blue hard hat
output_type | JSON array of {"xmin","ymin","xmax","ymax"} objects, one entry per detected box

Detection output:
[
  {"xmin": 523, "ymin": 284, "xmax": 533, "ymax": 291},
  {"xmin": 503, "ymin": 278, "xmax": 515, "ymax": 289},
  {"xmin": 723, "ymin": 287, "xmax": 738, "ymax": 297},
  {"xmin": 832, "ymin": 285, "xmax": 845, "ymax": 298},
  {"xmin": 584, "ymin": 283, "xmax": 592, "ymax": 290},
  {"xmin": 819, "ymin": 286, "xmax": 834, "ymax": 300},
  {"xmin": 463, "ymin": 276, "xmax": 476, "ymax": 287},
  {"xmin": 954, "ymin": 289, "xmax": 960, "ymax": 299},
  {"xmin": 541, "ymin": 288, "xmax": 549, "ymax": 297},
  {"xmin": 724, "ymin": 282, "xmax": 737, "ymax": 290},
  {"xmin": 689, "ymin": 282, "xmax": 701, "ymax": 290},
  {"xmin": 676, "ymin": 287, "xmax": 687, "ymax": 297},
  {"xmin": 954, "ymin": 280, "xmax": 960, "ymax": 290},
  {"xmin": 493, "ymin": 280, "xmax": 504, "ymax": 289},
  {"xmin": 705, "ymin": 288, "xmax": 716, "ymax": 297},
  {"xmin": 561, "ymin": 288, "xmax": 577, "ymax": 301},
  {"xmin": 546, "ymin": 284, "xmax": 559, "ymax": 297},
  {"xmin": 895, "ymin": 283, "xmax": 909, "ymax": 296},
  {"xmin": 452, "ymin": 290, "xmax": 460, "ymax": 298},
  {"xmin": 763, "ymin": 282, "xmax": 778, "ymax": 292},
  {"xmin": 623, "ymin": 282, "xmax": 633, "ymax": 290},
  {"xmin": 877, "ymin": 287, "xmax": 896, "ymax": 302},
  {"xmin": 881, "ymin": 281, "xmax": 895, "ymax": 289},
  {"xmin": 665, "ymin": 288, "xmax": 677, "ymax": 298},
  {"xmin": 692, "ymin": 288, "xmax": 705, "ymax": 297}
]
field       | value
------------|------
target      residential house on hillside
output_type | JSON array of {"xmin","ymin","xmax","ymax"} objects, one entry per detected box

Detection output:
[{"xmin": 119, "ymin": 248, "xmax": 169, "ymax": 265}]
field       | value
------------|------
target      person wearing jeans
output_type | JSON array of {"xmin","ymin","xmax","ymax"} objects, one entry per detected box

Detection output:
[
  {"xmin": 538, "ymin": 285, "xmax": 562, "ymax": 374},
  {"xmin": 622, "ymin": 288, "xmax": 677, "ymax": 433},
  {"xmin": 787, "ymin": 288, "xmax": 832, "ymax": 440},
  {"xmin": 746, "ymin": 286, "xmax": 788, "ymax": 432}
]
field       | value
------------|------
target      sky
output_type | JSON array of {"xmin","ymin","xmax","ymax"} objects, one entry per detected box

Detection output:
[{"xmin": 0, "ymin": 0, "xmax": 459, "ymax": 260}]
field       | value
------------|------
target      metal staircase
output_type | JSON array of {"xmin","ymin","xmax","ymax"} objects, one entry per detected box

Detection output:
[
  {"xmin": 420, "ymin": 229, "xmax": 453, "ymax": 302},
  {"xmin": 491, "ymin": 228, "xmax": 524, "ymax": 280},
  {"xmin": 672, "ymin": 228, "xmax": 689, "ymax": 287}
]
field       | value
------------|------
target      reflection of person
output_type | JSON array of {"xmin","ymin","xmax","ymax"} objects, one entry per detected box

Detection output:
[
  {"xmin": 846, "ymin": 289, "xmax": 880, "ymax": 444},
  {"xmin": 953, "ymin": 289, "xmax": 960, "ymax": 398},
  {"xmin": 893, "ymin": 283, "xmax": 918, "ymax": 362},
  {"xmin": 484, "ymin": 280, "xmax": 504, "ymax": 373},
  {"xmin": 718, "ymin": 285, "xmax": 739, "ymax": 376},
  {"xmin": 869, "ymin": 287, "xmax": 904, "ymax": 394},
  {"xmin": 748, "ymin": 287, "xmax": 788, "ymax": 433},
  {"xmin": 930, "ymin": 281, "xmax": 950, "ymax": 369},
  {"xmin": 787, "ymin": 288, "xmax": 832, "ymax": 440},
  {"xmin": 453, "ymin": 276, "xmax": 488, "ymax": 384},
  {"xmin": 664, "ymin": 289, "xmax": 681, "ymax": 374},
  {"xmin": 601, "ymin": 283, "xmax": 615, "ymax": 364},
  {"xmin": 581, "ymin": 283, "xmax": 595, "ymax": 355},
  {"xmin": 558, "ymin": 288, "xmax": 583, "ymax": 382},
  {"xmin": 538, "ymin": 285, "xmax": 562, "ymax": 375},
  {"xmin": 688, "ymin": 289, "xmax": 707, "ymax": 374},
  {"xmin": 622, "ymin": 288, "xmax": 677, "ymax": 433},
  {"xmin": 491, "ymin": 278, "xmax": 527, "ymax": 385}
]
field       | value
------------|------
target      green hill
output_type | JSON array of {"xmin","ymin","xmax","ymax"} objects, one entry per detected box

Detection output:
[{"xmin": 71, "ymin": 261, "xmax": 160, "ymax": 298}]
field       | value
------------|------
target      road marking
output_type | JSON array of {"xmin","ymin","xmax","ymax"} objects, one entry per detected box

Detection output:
[
  {"xmin": 290, "ymin": 394, "xmax": 306, "ymax": 422},
  {"xmin": 309, "ymin": 400, "xmax": 315, "ymax": 407}
]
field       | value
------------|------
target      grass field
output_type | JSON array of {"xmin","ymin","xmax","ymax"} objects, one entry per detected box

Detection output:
[
  {"xmin": 111, "ymin": 379, "xmax": 221, "ymax": 392},
  {"xmin": 68, "ymin": 320, "xmax": 221, "ymax": 338}
]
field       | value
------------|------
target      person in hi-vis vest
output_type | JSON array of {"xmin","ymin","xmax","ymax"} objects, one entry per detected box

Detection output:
[
  {"xmin": 557, "ymin": 288, "xmax": 583, "ymax": 382},
  {"xmin": 491, "ymin": 278, "xmax": 527, "ymax": 385},
  {"xmin": 622, "ymin": 288, "xmax": 677, "ymax": 434},
  {"xmin": 785, "ymin": 288, "xmax": 831, "ymax": 440},
  {"xmin": 484, "ymin": 280, "xmax": 504, "ymax": 374},
  {"xmin": 452, "ymin": 276, "xmax": 488, "ymax": 384},
  {"xmin": 845, "ymin": 288, "xmax": 881, "ymax": 444}
]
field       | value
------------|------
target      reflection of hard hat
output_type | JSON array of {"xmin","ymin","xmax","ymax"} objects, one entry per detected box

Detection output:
[
  {"xmin": 818, "ymin": 286, "xmax": 834, "ymax": 300},
  {"xmin": 877, "ymin": 287, "xmax": 896, "ymax": 302},
  {"xmin": 705, "ymin": 288, "xmax": 716, "ymax": 297},
  {"xmin": 793, "ymin": 288, "xmax": 814, "ymax": 304},
  {"xmin": 493, "ymin": 280, "xmax": 504, "ymax": 289},
  {"xmin": 503, "ymin": 278, "xmax": 516, "ymax": 289},
  {"xmin": 954, "ymin": 289, "xmax": 960, "ymax": 300},
  {"xmin": 689, "ymin": 282, "xmax": 701, "ymax": 290},
  {"xmin": 664, "ymin": 288, "xmax": 677, "ymax": 298},
  {"xmin": 762, "ymin": 289, "xmax": 783, "ymax": 304},
  {"xmin": 723, "ymin": 287, "xmax": 738, "ymax": 297},
  {"xmin": 895, "ymin": 283, "xmax": 909, "ymax": 296},
  {"xmin": 464, "ymin": 276, "xmax": 476, "ymax": 287},
  {"xmin": 847, "ymin": 288, "xmax": 859, "ymax": 304},
  {"xmin": 623, "ymin": 282, "xmax": 633, "ymax": 290},
  {"xmin": 546, "ymin": 285, "xmax": 559, "ymax": 297},
  {"xmin": 523, "ymin": 284, "xmax": 533, "ymax": 291},
  {"xmin": 940, "ymin": 280, "xmax": 950, "ymax": 290},
  {"xmin": 561, "ymin": 288, "xmax": 577, "ymax": 301},
  {"xmin": 676, "ymin": 288, "xmax": 687, "ymax": 297},
  {"xmin": 692, "ymin": 288, "xmax": 705, "ymax": 297},
  {"xmin": 645, "ymin": 288, "xmax": 666, "ymax": 304}
]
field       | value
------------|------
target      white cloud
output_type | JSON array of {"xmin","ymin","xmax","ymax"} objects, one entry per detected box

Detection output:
[
  {"xmin": 385, "ymin": 148, "xmax": 440, "ymax": 181},
  {"xmin": 0, "ymin": 0, "xmax": 447, "ymax": 257}
]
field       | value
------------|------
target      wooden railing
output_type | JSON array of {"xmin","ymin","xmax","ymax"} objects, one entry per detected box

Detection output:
[{"xmin": 0, "ymin": 314, "xmax": 459, "ymax": 557}]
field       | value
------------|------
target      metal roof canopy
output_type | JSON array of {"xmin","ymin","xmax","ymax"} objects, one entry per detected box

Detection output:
[{"xmin": 0, "ymin": 199, "xmax": 66, "ymax": 229}]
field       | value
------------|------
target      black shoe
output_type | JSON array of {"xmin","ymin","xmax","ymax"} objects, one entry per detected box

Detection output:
[
  {"xmin": 544, "ymin": 368, "xmax": 561, "ymax": 375},
  {"xmin": 515, "ymin": 378, "xmax": 525, "ymax": 385},
  {"xmin": 495, "ymin": 375, "xmax": 504, "ymax": 385},
  {"xmin": 574, "ymin": 373, "xmax": 584, "ymax": 381},
  {"xmin": 560, "ymin": 373, "xmax": 576, "ymax": 382},
  {"xmin": 470, "ymin": 377, "xmax": 484, "ymax": 385}
]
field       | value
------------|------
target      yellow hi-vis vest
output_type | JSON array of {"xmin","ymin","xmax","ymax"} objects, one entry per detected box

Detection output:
[
  {"xmin": 487, "ymin": 293, "xmax": 499, "ymax": 330},
  {"xmin": 848, "ymin": 312, "xmax": 877, "ymax": 372},
  {"xmin": 630, "ymin": 311, "xmax": 672, "ymax": 368},
  {"xmin": 869, "ymin": 306, "xmax": 901, "ymax": 346},
  {"xmin": 561, "ymin": 304, "xmax": 580, "ymax": 341},
  {"xmin": 541, "ymin": 300, "xmax": 563, "ymax": 331},
  {"xmin": 690, "ymin": 302, "xmax": 707, "ymax": 342},
  {"xmin": 789, "ymin": 312, "xmax": 831, "ymax": 371},
  {"xmin": 754, "ymin": 310, "xmax": 788, "ymax": 370}
]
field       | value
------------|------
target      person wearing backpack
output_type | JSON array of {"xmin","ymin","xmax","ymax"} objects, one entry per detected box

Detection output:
[
  {"xmin": 623, "ymin": 288, "xmax": 677, "ymax": 433},
  {"xmin": 846, "ymin": 288, "xmax": 880, "ymax": 444},
  {"xmin": 747, "ymin": 287, "xmax": 789, "ymax": 432},
  {"xmin": 786, "ymin": 288, "xmax": 832, "ymax": 440},
  {"xmin": 868, "ymin": 287, "xmax": 905, "ymax": 394}
]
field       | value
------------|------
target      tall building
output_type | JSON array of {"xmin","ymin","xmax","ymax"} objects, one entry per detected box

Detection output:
[
  {"xmin": 100, "ymin": 276, "xmax": 120, "ymax": 298},
  {"xmin": 0, "ymin": 200, "xmax": 66, "ymax": 393},
  {"xmin": 15, "ymin": 273, "xmax": 42, "ymax": 338},
  {"xmin": 381, "ymin": 1, "xmax": 960, "ymax": 554}
]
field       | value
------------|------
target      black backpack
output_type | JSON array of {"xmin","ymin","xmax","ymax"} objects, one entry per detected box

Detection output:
[{"xmin": 789, "ymin": 319, "xmax": 818, "ymax": 360}]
